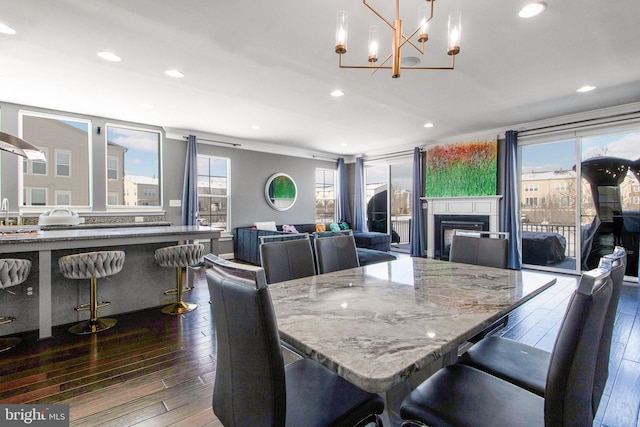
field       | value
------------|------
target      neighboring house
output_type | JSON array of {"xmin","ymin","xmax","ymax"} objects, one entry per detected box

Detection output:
[{"xmin": 124, "ymin": 175, "xmax": 159, "ymax": 206}]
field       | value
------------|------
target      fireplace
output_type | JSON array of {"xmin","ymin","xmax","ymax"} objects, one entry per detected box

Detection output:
[
  {"xmin": 422, "ymin": 196, "xmax": 502, "ymax": 259},
  {"xmin": 434, "ymin": 215, "xmax": 490, "ymax": 260}
]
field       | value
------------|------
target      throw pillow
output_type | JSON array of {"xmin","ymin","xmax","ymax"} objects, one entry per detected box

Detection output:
[
  {"xmin": 315, "ymin": 224, "xmax": 326, "ymax": 232},
  {"xmin": 254, "ymin": 221, "xmax": 277, "ymax": 231},
  {"xmin": 282, "ymin": 224, "xmax": 299, "ymax": 233},
  {"xmin": 339, "ymin": 221, "xmax": 349, "ymax": 230},
  {"xmin": 329, "ymin": 222, "xmax": 340, "ymax": 232}
]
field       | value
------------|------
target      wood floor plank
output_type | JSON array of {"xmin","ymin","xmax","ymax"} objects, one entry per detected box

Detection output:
[{"xmin": 602, "ymin": 359, "xmax": 640, "ymax": 427}]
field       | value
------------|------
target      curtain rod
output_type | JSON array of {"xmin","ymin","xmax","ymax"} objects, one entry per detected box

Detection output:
[
  {"xmin": 364, "ymin": 148, "xmax": 423, "ymax": 161},
  {"xmin": 518, "ymin": 110, "xmax": 640, "ymax": 138},
  {"xmin": 185, "ymin": 136, "xmax": 241, "ymax": 148}
]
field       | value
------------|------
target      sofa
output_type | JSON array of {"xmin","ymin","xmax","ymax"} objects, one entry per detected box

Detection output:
[{"xmin": 233, "ymin": 223, "xmax": 395, "ymax": 267}]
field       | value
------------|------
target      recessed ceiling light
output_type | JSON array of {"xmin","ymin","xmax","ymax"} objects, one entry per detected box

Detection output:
[
  {"xmin": 97, "ymin": 51, "xmax": 121, "ymax": 62},
  {"xmin": 576, "ymin": 85, "xmax": 596, "ymax": 93},
  {"xmin": 140, "ymin": 103, "xmax": 154, "ymax": 109},
  {"xmin": 401, "ymin": 57, "xmax": 421, "ymax": 66},
  {"xmin": 0, "ymin": 23, "xmax": 16, "ymax": 35},
  {"xmin": 251, "ymin": 125, "xmax": 261, "ymax": 130},
  {"xmin": 423, "ymin": 122, "xmax": 435, "ymax": 128},
  {"xmin": 165, "ymin": 69, "xmax": 184, "ymax": 78},
  {"xmin": 519, "ymin": 2, "xmax": 546, "ymax": 18},
  {"xmin": 331, "ymin": 89, "xmax": 345, "ymax": 97},
  {"xmin": 340, "ymin": 143, "xmax": 348, "ymax": 147}
]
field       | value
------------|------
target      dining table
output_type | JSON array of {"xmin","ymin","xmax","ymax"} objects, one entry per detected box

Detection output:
[{"xmin": 268, "ymin": 256, "xmax": 558, "ymax": 426}]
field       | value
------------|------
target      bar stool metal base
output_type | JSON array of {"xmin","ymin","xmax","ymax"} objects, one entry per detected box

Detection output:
[
  {"xmin": 0, "ymin": 337, "xmax": 21, "ymax": 353},
  {"xmin": 161, "ymin": 301, "xmax": 197, "ymax": 315},
  {"xmin": 68, "ymin": 318, "xmax": 117, "ymax": 335}
]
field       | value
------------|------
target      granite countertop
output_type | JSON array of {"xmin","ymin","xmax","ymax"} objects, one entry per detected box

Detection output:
[
  {"xmin": 0, "ymin": 224, "xmax": 221, "ymax": 244},
  {"xmin": 269, "ymin": 257, "xmax": 557, "ymax": 393}
]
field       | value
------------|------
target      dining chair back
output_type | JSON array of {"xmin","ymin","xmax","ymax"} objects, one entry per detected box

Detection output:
[
  {"xmin": 259, "ymin": 234, "xmax": 315, "ymax": 284},
  {"xmin": 448, "ymin": 230, "xmax": 509, "ymax": 269},
  {"xmin": 400, "ymin": 266, "xmax": 613, "ymax": 427},
  {"xmin": 206, "ymin": 255, "xmax": 384, "ymax": 427},
  {"xmin": 315, "ymin": 234, "xmax": 360, "ymax": 274},
  {"xmin": 592, "ymin": 245, "xmax": 627, "ymax": 413}
]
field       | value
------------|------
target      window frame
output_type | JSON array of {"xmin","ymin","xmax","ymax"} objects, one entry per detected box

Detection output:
[
  {"xmin": 55, "ymin": 149, "xmax": 71, "ymax": 177},
  {"xmin": 19, "ymin": 110, "xmax": 92, "ymax": 211},
  {"xmin": 196, "ymin": 154, "xmax": 231, "ymax": 231},
  {"xmin": 315, "ymin": 167, "xmax": 336, "ymax": 224},
  {"xmin": 105, "ymin": 123, "xmax": 163, "ymax": 210}
]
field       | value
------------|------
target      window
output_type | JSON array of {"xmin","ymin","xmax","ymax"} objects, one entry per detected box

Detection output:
[
  {"xmin": 21, "ymin": 112, "xmax": 90, "ymax": 207},
  {"xmin": 197, "ymin": 155, "xmax": 230, "ymax": 230},
  {"xmin": 525, "ymin": 197, "xmax": 538, "ymax": 207},
  {"xmin": 315, "ymin": 168, "xmax": 335, "ymax": 223},
  {"xmin": 24, "ymin": 188, "xmax": 47, "ymax": 206},
  {"xmin": 55, "ymin": 150, "xmax": 71, "ymax": 177},
  {"xmin": 107, "ymin": 156, "xmax": 119, "ymax": 180},
  {"xmin": 108, "ymin": 192, "xmax": 119, "ymax": 205},
  {"xmin": 524, "ymin": 184, "xmax": 539, "ymax": 192},
  {"xmin": 55, "ymin": 190, "xmax": 71, "ymax": 206},
  {"xmin": 106, "ymin": 125, "xmax": 161, "ymax": 207},
  {"xmin": 554, "ymin": 182, "xmax": 568, "ymax": 191},
  {"xmin": 31, "ymin": 153, "xmax": 47, "ymax": 175}
]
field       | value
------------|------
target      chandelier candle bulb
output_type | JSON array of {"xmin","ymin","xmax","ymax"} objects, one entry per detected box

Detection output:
[
  {"xmin": 418, "ymin": 4, "xmax": 431, "ymax": 43},
  {"xmin": 368, "ymin": 25, "xmax": 379, "ymax": 62},
  {"xmin": 335, "ymin": 10, "xmax": 348, "ymax": 54},
  {"xmin": 447, "ymin": 12, "xmax": 461, "ymax": 55}
]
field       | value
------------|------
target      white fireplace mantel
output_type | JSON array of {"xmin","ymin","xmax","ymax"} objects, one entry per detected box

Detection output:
[{"xmin": 421, "ymin": 195, "xmax": 503, "ymax": 258}]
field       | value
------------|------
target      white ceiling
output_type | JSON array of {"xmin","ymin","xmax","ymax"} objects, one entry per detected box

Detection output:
[{"xmin": 1, "ymin": 0, "xmax": 639, "ymax": 158}]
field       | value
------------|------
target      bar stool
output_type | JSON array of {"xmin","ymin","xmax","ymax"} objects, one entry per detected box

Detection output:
[
  {"xmin": 59, "ymin": 251, "xmax": 125, "ymax": 335},
  {"xmin": 155, "ymin": 243, "xmax": 204, "ymax": 315},
  {"xmin": 0, "ymin": 259, "xmax": 31, "ymax": 352}
]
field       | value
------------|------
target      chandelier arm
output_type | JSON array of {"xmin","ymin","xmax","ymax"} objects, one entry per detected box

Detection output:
[
  {"xmin": 339, "ymin": 50, "xmax": 455, "ymax": 71},
  {"xmin": 339, "ymin": 65, "xmax": 454, "ymax": 70},
  {"xmin": 400, "ymin": 27, "xmax": 426, "ymax": 54},
  {"xmin": 363, "ymin": 0, "xmax": 395, "ymax": 30}
]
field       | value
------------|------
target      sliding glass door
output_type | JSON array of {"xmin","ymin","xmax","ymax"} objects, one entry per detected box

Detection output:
[
  {"xmin": 521, "ymin": 127, "xmax": 640, "ymax": 279},
  {"xmin": 520, "ymin": 140, "xmax": 578, "ymax": 273},
  {"xmin": 365, "ymin": 160, "xmax": 413, "ymax": 251},
  {"xmin": 580, "ymin": 130, "xmax": 640, "ymax": 277}
]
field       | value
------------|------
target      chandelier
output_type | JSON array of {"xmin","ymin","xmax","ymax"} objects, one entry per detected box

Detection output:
[{"xmin": 334, "ymin": 0, "xmax": 461, "ymax": 78}]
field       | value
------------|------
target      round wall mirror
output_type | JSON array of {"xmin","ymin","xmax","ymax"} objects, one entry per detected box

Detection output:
[{"xmin": 265, "ymin": 173, "xmax": 297, "ymax": 211}]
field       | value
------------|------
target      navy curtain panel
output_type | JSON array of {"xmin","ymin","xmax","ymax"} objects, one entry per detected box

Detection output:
[
  {"xmin": 410, "ymin": 147, "xmax": 426, "ymax": 257},
  {"xmin": 353, "ymin": 157, "xmax": 366, "ymax": 232},
  {"xmin": 336, "ymin": 158, "xmax": 352, "ymax": 225},
  {"xmin": 181, "ymin": 134, "xmax": 198, "ymax": 226},
  {"xmin": 500, "ymin": 130, "xmax": 522, "ymax": 269}
]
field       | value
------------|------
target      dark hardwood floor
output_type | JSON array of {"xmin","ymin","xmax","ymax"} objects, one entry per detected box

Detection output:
[{"xmin": 0, "ymin": 269, "xmax": 638, "ymax": 426}]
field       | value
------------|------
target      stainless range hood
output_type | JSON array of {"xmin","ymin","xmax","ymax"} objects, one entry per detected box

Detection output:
[{"xmin": 0, "ymin": 131, "xmax": 47, "ymax": 160}]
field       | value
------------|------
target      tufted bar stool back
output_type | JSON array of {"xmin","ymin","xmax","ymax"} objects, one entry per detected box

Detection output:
[
  {"xmin": 59, "ymin": 251, "xmax": 125, "ymax": 335},
  {"xmin": 155, "ymin": 243, "xmax": 204, "ymax": 315},
  {"xmin": 0, "ymin": 259, "xmax": 31, "ymax": 352}
]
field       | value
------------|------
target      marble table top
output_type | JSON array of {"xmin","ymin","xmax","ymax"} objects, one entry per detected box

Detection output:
[{"xmin": 269, "ymin": 257, "xmax": 557, "ymax": 393}]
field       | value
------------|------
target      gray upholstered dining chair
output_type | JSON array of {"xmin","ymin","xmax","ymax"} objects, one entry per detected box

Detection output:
[
  {"xmin": 400, "ymin": 265, "xmax": 613, "ymax": 427},
  {"xmin": 314, "ymin": 234, "xmax": 360, "ymax": 274},
  {"xmin": 448, "ymin": 230, "xmax": 509, "ymax": 269},
  {"xmin": 259, "ymin": 234, "xmax": 316, "ymax": 284},
  {"xmin": 205, "ymin": 255, "xmax": 384, "ymax": 427},
  {"xmin": 457, "ymin": 246, "xmax": 627, "ymax": 417}
]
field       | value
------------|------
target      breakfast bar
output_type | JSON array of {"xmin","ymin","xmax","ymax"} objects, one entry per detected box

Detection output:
[{"xmin": 0, "ymin": 225, "xmax": 221, "ymax": 338}]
